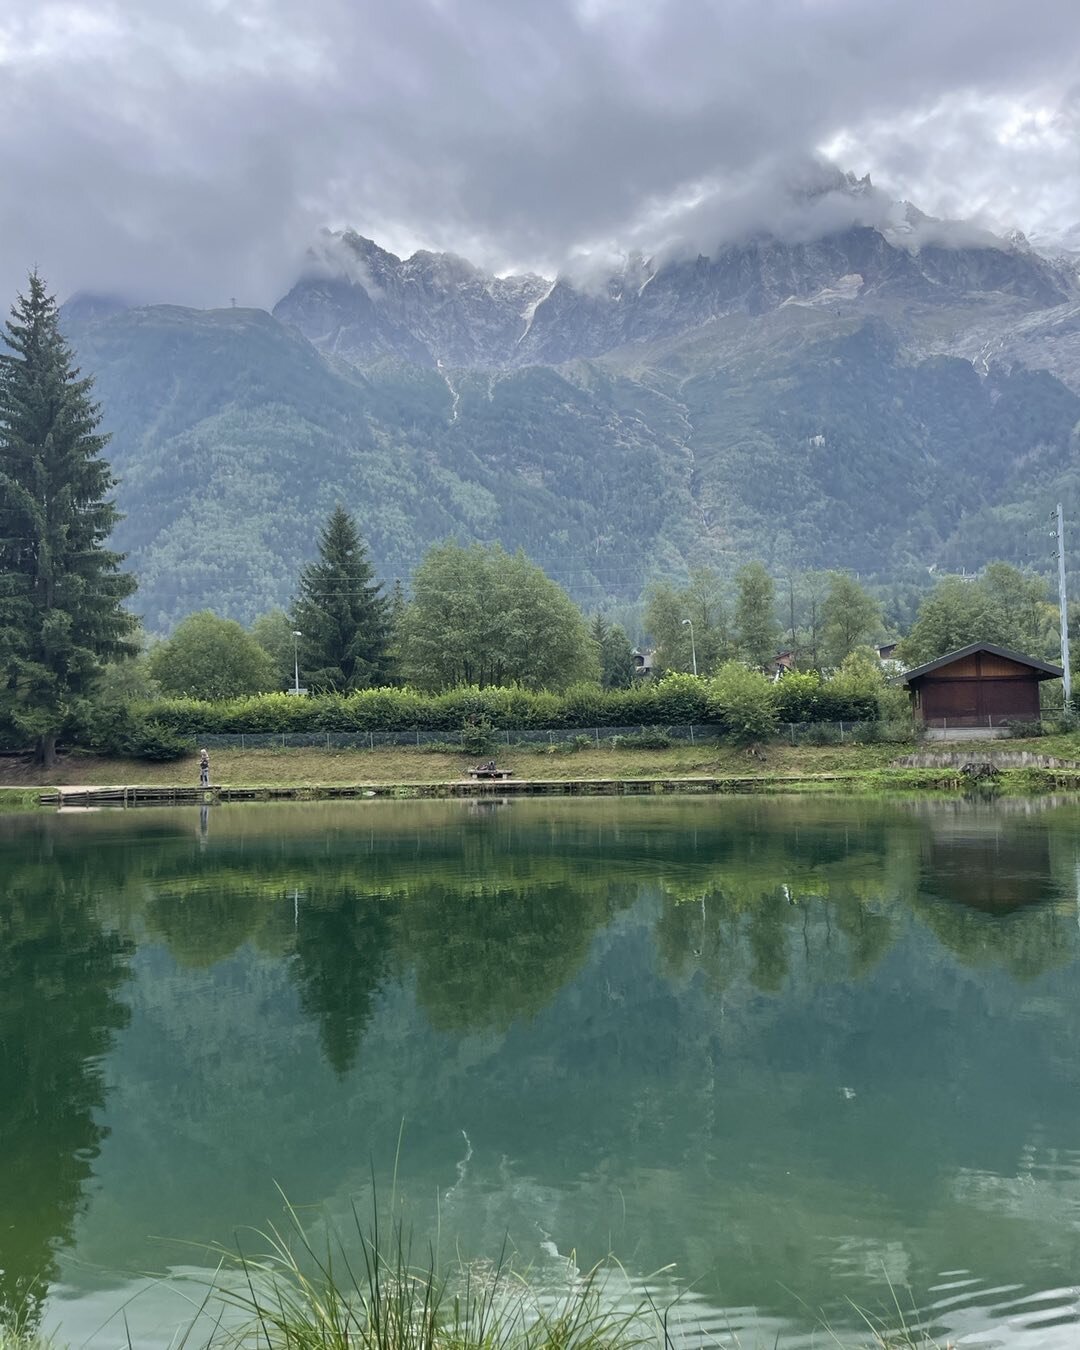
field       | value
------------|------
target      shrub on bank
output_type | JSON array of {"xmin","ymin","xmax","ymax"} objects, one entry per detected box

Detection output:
[
  {"xmin": 0, "ymin": 659, "xmax": 920, "ymax": 760},
  {"xmin": 773, "ymin": 670, "xmax": 825, "ymax": 723},
  {"xmin": 708, "ymin": 663, "xmax": 778, "ymax": 743},
  {"xmin": 72, "ymin": 686, "xmax": 190, "ymax": 760},
  {"xmin": 135, "ymin": 686, "xmax": 748, "ymax": 739},
  {"xmin": 654, "ymin": 672, "xmax": 712, "ymax": 724},
  {"xmin": 116, "ymin": 667, "xmax": 895, "ymax": 753}
]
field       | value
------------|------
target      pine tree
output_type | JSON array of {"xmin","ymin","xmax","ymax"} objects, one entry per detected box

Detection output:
[
  {"xmin": 290, "ymin": 506, "xmax": 390, "ymax": 691},
  {"xmin": 0, "ymin": 273, "xmax": 136, "ymax": 766}
]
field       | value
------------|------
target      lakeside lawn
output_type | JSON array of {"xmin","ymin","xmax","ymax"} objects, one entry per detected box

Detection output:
[{"xmin": 1, "ymin": 733, "xmax": 1078, "ymax": 790}]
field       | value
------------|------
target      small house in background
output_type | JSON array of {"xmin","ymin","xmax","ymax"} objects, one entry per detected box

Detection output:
[
  {"xmin": 632, "ymin": 649, "xmax": 656, "ymax": 677},
  {"xmin": 877, "ymin": 641, "xmax": 903, "ymax": 676},
  {"xmin": 766, "ymin": 650, "xmax": 797, "ymax": 681},
  {"xmin": 900, "ymin": 642, "xmax": 1062, "ymax": 738}
]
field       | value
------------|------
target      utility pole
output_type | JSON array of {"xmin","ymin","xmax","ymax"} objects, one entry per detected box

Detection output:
[{"xmin": 1053, "ymin": 503, "xmax": 1072, "ymax": 706}]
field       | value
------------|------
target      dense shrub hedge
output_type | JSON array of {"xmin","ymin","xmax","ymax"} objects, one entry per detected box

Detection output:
[
  {"xmin": 0, "ymin": 667, "xmax": 895, "ymax": 756},
  {"xmin": 137, "ymin": 671, "xmax": 883, "ymax": 740}
]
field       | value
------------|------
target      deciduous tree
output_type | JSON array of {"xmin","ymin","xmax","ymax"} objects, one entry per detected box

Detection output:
[
  {"xmin": 400, "ymin": 541, "xmax": 598, "ymax": 690},
  {"xmin": 147, "ymin": 611, "xmax": 276, "ymax": 699},
  {"xmin": 979, "ymin": 562, "xmax": 1053, "ymax": 655},
  {"xmin": 899, "ymin": 565, "xmax": 1054, "ymax": 666},
  {"xmin": 643, "ymin": 567, "xmax": 730, "ymax": 673},
  {"xmin": 591, "ymin": 614, "xmax": 637, "ymax": 689},
  {"xmin": 734, "ymin": 562, "xmax": 779, "ymax": 668},
  {"xmin": 249, "ymin": 608, "xmax": 298, "ymax": 690},
  {"xmin": 820, "ymin": 572, "xmax": 882, "ymax": 667}
]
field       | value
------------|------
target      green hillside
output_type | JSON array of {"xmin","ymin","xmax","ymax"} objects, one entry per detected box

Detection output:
[{"xmin": 66, "ymin": 296, "xmax": 1080, "ymax": 631}]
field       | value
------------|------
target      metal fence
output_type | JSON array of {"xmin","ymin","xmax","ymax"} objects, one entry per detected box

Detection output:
[{"xmin": 196, "ymin": 720, "xmax": 906, "ymax": 751}]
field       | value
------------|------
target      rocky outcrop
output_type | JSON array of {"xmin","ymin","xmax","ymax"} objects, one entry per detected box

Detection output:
[{"xmin": 273, "ymin": 215, "xmax": 1076, "ymax": 373}]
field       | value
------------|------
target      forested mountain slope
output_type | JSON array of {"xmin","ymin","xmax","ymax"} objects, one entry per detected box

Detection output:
[{"xmin": 63, "ymin": 202, "xmax": 1080, "ymax": 630}]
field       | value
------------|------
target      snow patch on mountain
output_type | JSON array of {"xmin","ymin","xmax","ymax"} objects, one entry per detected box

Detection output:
[
  {"xmin": 272, "ymin": 180, "xmax": 1078, "ymax": 372},
  {"xmin": 781, "ymin": 273, "xmax": 864, "ymax": 308}
]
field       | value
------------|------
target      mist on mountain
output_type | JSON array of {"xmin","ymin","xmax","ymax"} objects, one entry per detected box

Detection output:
[{"xmin": 55, "ymin": 182, "xmax": 1080, "ymax": 632}]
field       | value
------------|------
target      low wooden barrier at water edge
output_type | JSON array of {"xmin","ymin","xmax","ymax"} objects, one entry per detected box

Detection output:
[{"xmin": 36, "ymin": 775, "xmax": 863, "ymax": 808}]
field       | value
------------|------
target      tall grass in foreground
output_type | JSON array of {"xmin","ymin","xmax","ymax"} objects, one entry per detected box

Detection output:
[
  {"xmin": 0, "ymin": 1333, "xmax": 49, "ymax": 1350},
  {"xmin": 200, "ymin": 1200, "xmax": 948, "ymax": 1350},
  {"xmin": 206, "ymin": 1198, "xmax": 665, "ymax": 1350},
  {"xmin": 0, "ymin": 1304, "xmax": 52, "ymax": 1350}
]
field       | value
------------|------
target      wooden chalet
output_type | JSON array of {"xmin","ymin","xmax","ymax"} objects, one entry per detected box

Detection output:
[
  {"xmin": 900, "ymin": 642, "xmax": 1062, "ymax": 730},
  {"xmin": 766, "ymin": 650, "xmax": 797, "ymax": 681}
]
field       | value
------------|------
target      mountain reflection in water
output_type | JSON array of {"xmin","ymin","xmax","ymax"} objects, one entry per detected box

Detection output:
[{"xmin": 1, "ymin": 795, "xmax": 1079, "ymax": 1349}]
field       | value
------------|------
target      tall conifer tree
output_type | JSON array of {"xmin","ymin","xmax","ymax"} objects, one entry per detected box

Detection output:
[
  {"xmin": 290, "ymin": 506, "xmax": 390, "ymax": 690},
  {"xmin": 0, "ymin": 273, "xmax": 136, "ymax": 766}
]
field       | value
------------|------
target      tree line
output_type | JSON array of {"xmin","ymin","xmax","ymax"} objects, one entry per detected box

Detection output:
[
  {"xmin": 0, "ymin": 273, "xmax": 1071, "ymax": 762},
  {"xmin": 139, "ymin": 525, "xmax": 1063, "ymax": 706}
]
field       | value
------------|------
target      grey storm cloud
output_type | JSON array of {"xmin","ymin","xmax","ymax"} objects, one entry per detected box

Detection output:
[{"xmin": 1, "ymin": 0, "xmax": 1079, "ymax": 308}]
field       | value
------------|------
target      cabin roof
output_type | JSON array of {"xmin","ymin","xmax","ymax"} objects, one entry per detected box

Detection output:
[{"xmin": 900, "ymin": 641, "xmax": 1063, "ymax": 685}]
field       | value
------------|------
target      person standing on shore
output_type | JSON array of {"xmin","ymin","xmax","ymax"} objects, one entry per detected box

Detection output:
[{"xmin": 199, "ymin": 748, "xmax": 210, "ymax": 787}]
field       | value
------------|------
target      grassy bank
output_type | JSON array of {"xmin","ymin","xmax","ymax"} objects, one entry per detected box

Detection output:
[
  {"xmin": 1, "ymin": 735, "xmax": 1079, "ymax": 796},
  {"xmin": 0, "ymin": 788, "xmax": 48, "ymax": 811},
  {"xmin": 4, "ymin": 739, "xmax": 910, "ymax": 787}
]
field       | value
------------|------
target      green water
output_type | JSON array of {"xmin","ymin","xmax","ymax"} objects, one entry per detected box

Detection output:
[{"xmin": 3, "ymin": 795, "xmax": 1080, "ymax": 1348}]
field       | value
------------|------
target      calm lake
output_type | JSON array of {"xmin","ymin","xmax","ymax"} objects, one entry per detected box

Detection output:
[{"xmin": 4, "ymin": 795, "xmax": 1080, "ymax": 1348}]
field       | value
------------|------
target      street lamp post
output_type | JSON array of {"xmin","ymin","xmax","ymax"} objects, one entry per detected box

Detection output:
[
  {"xmin": 292, "ymin": 630, "xmax": 302, "ymax": 695},
  {"xmin": 681, "ymin": 618, "xmax": 698, "ymax": 677}
]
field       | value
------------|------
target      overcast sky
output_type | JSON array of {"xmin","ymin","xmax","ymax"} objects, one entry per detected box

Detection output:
[{"xmin": 1, "ymin": 0, "xmax": 1079, "ymax": 308}]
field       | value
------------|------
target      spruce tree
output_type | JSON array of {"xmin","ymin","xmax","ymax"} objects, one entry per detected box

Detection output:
[
  {"xmin": 290, "ymin": 506, "xmax": 390, "ymax": 690},
  {"xmin": 0, "ymin": 273, "xmax": 136, "ymax": 766}
]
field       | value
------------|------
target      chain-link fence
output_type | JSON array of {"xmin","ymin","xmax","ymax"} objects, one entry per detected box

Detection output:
[{"xmin": 196, "ymin": 720, "xmax": 913, "ymax": 751}]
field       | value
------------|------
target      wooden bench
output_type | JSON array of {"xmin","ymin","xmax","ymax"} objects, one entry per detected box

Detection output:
[{"xmin": 466, "ymin": 768, "xmax": 515, "ymax": 780}]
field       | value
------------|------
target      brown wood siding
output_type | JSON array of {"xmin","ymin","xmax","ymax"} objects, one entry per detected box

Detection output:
[
  {"xmin": 914, "ymin": 672, "xmax": 1041, "ymax": 724},
  {"xmin": 923, "ymin": 652, "xmax": 1033, "ymax": 680},
  {"xmin": 928, "ymin": 653, "xmax": 980, "ymax": 679},
  {"xmin": 919, "ymin": 678, "xmax": 978, "ymax": 722},
  {"xmin": 977, "ymin": 653, "xmax": 1035, "ymax": 678},
  {"xmin": 979, "ymin": 678, "xmax": 1040, "ymax": 721}
]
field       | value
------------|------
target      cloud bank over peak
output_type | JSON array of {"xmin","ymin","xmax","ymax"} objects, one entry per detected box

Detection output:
[{"xmin": 1, "ymin": 0, "xmax": 1079, "ymax": 309}]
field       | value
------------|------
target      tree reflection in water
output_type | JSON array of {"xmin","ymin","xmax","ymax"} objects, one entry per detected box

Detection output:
[{"xmin": 2, "ymin": 794, "xmax": 1080, "ymax": 1336}]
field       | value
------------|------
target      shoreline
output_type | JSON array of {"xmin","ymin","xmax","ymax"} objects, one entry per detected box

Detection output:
[
  {"xmin": 5, "ymin": 769, "xmax": 1080, "ymax": 811},
  {"xmin": 3, "ymin": 737, "xmax": 1080, "ymax": 808}
]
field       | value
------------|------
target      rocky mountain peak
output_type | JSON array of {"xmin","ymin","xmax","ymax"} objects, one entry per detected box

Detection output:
[
  {"xmin": 60, "ymin": 292, "xmax": 132, "ymax": 322},
  {"xmin": 274, "ymin": 192, "xmax": 1078, "ymax": 372}
]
